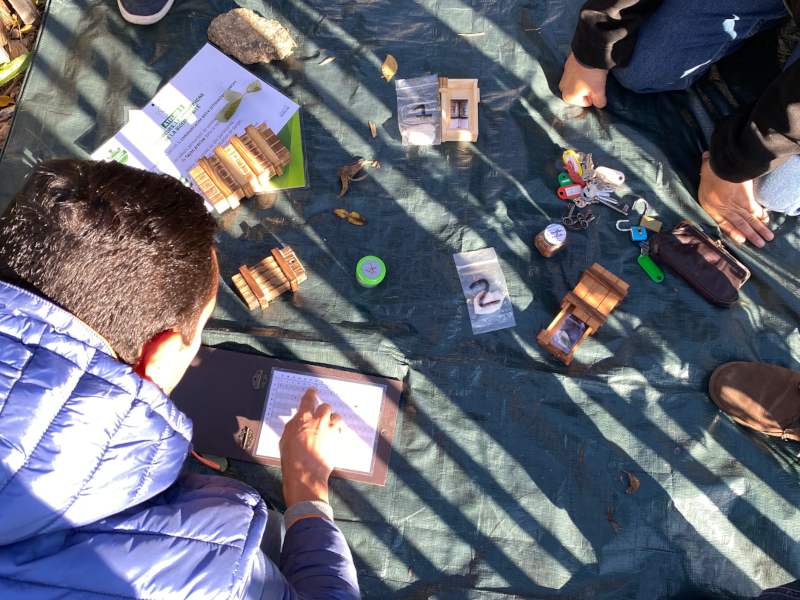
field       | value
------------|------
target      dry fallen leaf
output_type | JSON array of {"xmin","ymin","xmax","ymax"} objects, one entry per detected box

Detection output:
[
  {"xmin": 0, "ymin": 96, "xmax": 15, "ymax": 108},
  {"xmin": 369, "ymin": 121, "xmax": 377, "ymax": 138},
  {"xmin": 318, "ymin": 56, "xmax": 335, "ymax": 66},
  {"xmin": 332, "ymin": 209, "xmax": 368, "ymax": 226},
  {"xmin": 606, "ymin": 507, "xmax": 623, "ymax": 532},
  {"xmin": 381, "ymin": 54, "xmax": 397, "ymax": 81},
  {"xmin": 347, "ymin": 212, "xmax": 368, "ymax": 226},
  {"xmin": 621, "ymin": 471, "xmax": 640, "ymax": 495},
  {"xmin": 337, "ymin": 159, "xmax": 378, "ymax": 197}
]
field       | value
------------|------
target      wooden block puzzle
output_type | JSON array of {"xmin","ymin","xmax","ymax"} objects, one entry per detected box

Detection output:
[
  {"xmin": 189, "ymin": 123, "xmax": 292, "ymax": 214},
  {"xmin": 232, "ymin": 247, "xmax": 307, "ymax": 310},
  {"xmin": 439, "ymin": 77, "xmax": 480, "ymax": 142},
  {"xmin": 537, "ymin": 263, "xmax": 629, "ymax": 365}
]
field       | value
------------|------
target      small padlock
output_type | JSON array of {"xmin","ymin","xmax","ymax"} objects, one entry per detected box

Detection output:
[
  {"xmin": 558, "ymin": 172, "xmax": 573, "ymax": 186},
  {"xmin": 558, "ymin": 184, "xmax": 583, "ymax": 199},
  {"xmin": 639, "ymin": 215, "xmax": 663, "ymax": 233},
  {"xmin": 616, "ymin": 219, "xmax": 648, "ymax": 241}
]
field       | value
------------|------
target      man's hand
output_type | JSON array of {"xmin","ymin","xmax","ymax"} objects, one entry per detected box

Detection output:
[
  {"xmin": 698, "ymin": 151, "xmax": 774, "ymax": 248},
  {"xmin": 280, "ymin": 388, "xmax": 343, "ymax": 507},
  {"xmin": 559, "ymin": 53, "xmax": 608, "ymax": 108}
]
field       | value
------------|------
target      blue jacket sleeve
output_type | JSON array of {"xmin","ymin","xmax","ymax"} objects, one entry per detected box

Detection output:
[{"xmin": 278, "ymin": 518, "xmax": 361, "ymax": 600}]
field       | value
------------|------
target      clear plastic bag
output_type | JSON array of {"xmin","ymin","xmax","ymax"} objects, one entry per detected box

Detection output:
[
  {"xmin": 453, "ymin": 248, "xmax": 516, "ymax": 335},
  {"xmin": 395, "ymin": 74, "xmax": 442, "ymax": 146}
]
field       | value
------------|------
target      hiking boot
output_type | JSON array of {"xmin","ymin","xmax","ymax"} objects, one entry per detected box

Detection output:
[
  {"xmin": 117, "ymin": 0, "xmax": 174, "ymax": 25},
  {"xmin": 709, "ymin": 362, "xmax": 800, "ymax": 441}
]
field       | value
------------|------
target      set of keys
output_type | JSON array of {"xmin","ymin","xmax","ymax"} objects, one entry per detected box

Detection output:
[
  {"xmin": 557, "ymin": 151, "xmax": 630, "ymax": 215},
  {"xmin": 561, "ymin": 203, "xmax": 595, "ymax": 231}
]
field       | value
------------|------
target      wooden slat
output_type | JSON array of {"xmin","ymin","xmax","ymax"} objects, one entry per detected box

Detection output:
[
  {"xmin": 584, "ymin": 263, "xmax": 629, "ymax": 299},
  {"xmin": 255, "ymin": 123, "xmax": 291, "ymax": 167},
  {"xmin": 238, "ymin": 265, "xmax": 268, "ymax": 309},
  {"xmin": 247, "ymin": 124, "xmax": 284, "ymax": 176},
  {"xmin": 214, "ymin": 146, "xmax": 253, "ymax": 197},
  {"xmin": 272, "ymin": 247, "xmax": 298, "ymax": 291},
  {"xmin": 207, "ymin": 154, "xmax": 246, "ymax": 204},
  {"xmin": 563, "ymin": 292, "xmax": 608, "ymax": 330},
  {"xmin": 240, "ymin": 131, "xmax": 277, "ymax": 181},
  {"xmin": 232, "ymin": 274, "xmax": 260, "ymax": 310},
  {"xmin": 230, "ymin": 134, "xmax": 266, "ymax": 178},
  {"xmin": 199, "ymin": 156, "xmax": 236, "ymax": 203}
]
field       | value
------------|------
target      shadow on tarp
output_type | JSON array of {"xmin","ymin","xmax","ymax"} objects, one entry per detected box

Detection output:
[{"xmin": 3, "ymin": 0, "xmax": 800, "ymax": 598}]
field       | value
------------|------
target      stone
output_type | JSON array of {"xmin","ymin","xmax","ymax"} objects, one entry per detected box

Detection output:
[{"xmin": 208, "ymin": 9, "xmax": 296, "ymax": 65}]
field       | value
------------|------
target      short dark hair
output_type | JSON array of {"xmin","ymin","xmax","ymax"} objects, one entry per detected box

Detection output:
[{"xmin": 0, "ymin": 159, "xmax": 218, "ymax": 364}]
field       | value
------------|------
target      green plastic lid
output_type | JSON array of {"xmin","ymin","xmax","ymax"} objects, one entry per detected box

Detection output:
[{"xmin": 356, "ymin": 256, "xmax": 386, "ymax": 286}]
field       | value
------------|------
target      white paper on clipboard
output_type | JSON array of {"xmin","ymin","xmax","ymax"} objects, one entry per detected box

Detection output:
[{"xmin": 255, "ymin": 369, "xmax": 386, "ymax": 474}]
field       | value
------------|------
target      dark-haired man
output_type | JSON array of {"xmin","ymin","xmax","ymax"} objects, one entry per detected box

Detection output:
[
  {"xmin": 0, "ymin": 159, "xmax": 360, "ymax": 599},
  {"xmin": 559, "ymin": 0, "xmax": 800, "ymax": 249}
]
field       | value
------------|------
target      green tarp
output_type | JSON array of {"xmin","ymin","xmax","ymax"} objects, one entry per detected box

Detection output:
[{"xmin": 2, "ymin": 0, "xmax": 800, "ymax": 597}]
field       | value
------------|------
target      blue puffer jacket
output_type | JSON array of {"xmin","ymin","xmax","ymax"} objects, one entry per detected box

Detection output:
[{"xmin": 0, "ymin": 281, "xmax": 360, "ymax": 599}]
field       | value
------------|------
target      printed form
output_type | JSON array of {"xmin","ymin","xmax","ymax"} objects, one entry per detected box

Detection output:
[{"xmin": 255, "ymin": 369, "xmax": 386, "ymax": 474}]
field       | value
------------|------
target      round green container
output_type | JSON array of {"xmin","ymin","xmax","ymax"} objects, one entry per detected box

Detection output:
[{"xmin": 356, "ymin": 256, "xmax": 386, "ymax": 288}]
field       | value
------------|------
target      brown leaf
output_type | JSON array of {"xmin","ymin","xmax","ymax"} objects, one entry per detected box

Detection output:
[
  {"xmin": 621, "ymin": 471, "xmax": 640, "ymax": 495},
  {"xmin": 8, "ymin": 39, "xmax": 26, "ymax": 60},
  {"xmin": 0, "ymin": 96, "xmax": 14, "ymax": 108},
  {"xmin": 332, "ymin": 208, "xmax": 368, "ymax": 226},
  {"xmin": 0, "ymin": 122, "xmax": 10, "ymax": 147},
  {"xmin": 346, "ymin": 212, "xmax": 367, "ymax": 226},
  {"xmin": 605, "ymin": 507, "xmax": 623, "ymax": 532},
  {"xmin": 318, "ymin": 56, "xmax": 335, "ymax": 66},
  {"xmin": 337, "ymin": 159, "xmax": 374, "ymax": 197},
  {"xmin": 381, "ymin": 54, "xmax": 397, "ymax": 81},
  {"xmin": 369, "ymin": 121, "xmax": 377, "ymax": 138}
]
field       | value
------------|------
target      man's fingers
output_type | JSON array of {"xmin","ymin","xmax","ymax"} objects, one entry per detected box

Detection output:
[
  {"xmin": 725, "ymin": 213, "xmax": 765, "ymax": 248},
  {"xmin": 329, "ymin": 412, "xmax": 343, "ymax": 429},
  {"xmin": 716, "ymin": 217, "xmax": 749, "ymax": 246},
  {"xmin": 746, "ymin": 213, "xmax": 774, "ymax": 242},
  {"xmin": 592, "ymin": 91, "xmax": 607, "ymax": 109},
  {"xmin": 314, "ymin": 402, "xmax": 333, "ymax": 422},
  {"xmin": 562, "ymin": 91, "xmax": 592, "ymax": 108},
  {"xmin": 298, "ymin": 388, "xmax": 318, "ymax": 418}
]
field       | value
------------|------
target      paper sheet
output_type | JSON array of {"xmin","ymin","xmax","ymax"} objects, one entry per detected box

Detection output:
[
  {"xmin": 255, "ymin": 369, "xmax": 386, "ymax": 474},
  {"xmin": 91, "ymin": 44, "xmax": 299, "ymax": 193}
]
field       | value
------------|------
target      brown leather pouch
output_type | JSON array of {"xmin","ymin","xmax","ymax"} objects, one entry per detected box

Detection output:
[{"xmin": 651, "ymin": 221, "xmax": 750, "ymax": 307}]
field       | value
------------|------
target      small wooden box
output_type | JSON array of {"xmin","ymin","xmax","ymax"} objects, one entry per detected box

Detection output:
[
  {"xmin": 537, "ymin": 264, "xmax": 628, "ymax": 365},
  {"xmin": 439, "ymin": 77, "xmax": 480, "ymax": 142},
  {"xmin": 189, "ymin": 123, "xmax": 292, "ymax": 214},
  {"xmin": 232, "ymin": 247, "xmax": 307, "ymax": 310}
]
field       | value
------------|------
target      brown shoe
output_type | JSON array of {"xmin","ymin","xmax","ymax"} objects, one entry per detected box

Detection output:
[{"xmin": 709, "ymin": 362, "xmax": 800, "ymax": 441}]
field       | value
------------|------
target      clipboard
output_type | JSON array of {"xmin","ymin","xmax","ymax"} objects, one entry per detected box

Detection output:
[{"xmin": 170, "ymin": 346, "xmax": 402, "ymax": 486}]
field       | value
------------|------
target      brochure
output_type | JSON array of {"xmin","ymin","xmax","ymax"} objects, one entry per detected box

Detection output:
[{"xmin": 91, "ymin": 43, "xmax": 304, "ymax": 197}]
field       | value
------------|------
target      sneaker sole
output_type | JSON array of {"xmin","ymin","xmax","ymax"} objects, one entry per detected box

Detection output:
[
  {"xmin": 708, "ymin": 363, "xmax": 800, "ymax": 442},
  {"xmin": 118, "ymin": 0, "xmax": 174, "ymax": 25}
]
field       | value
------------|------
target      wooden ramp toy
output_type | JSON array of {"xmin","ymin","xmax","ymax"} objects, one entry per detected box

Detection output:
[
  {"xmin": 537, "ymin": 263, "xmax": 628, "ymax": 365},
  {"xmin": 439, "ymin": 77, "xmax": 480, "ymax": 142},
  {"xmin": 189, "ymin": 123, "xmax": 292, "ymax": 214},
  {"xmin": 232, "ymin": 247, "xmax": 307, "ymax": 310}
]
